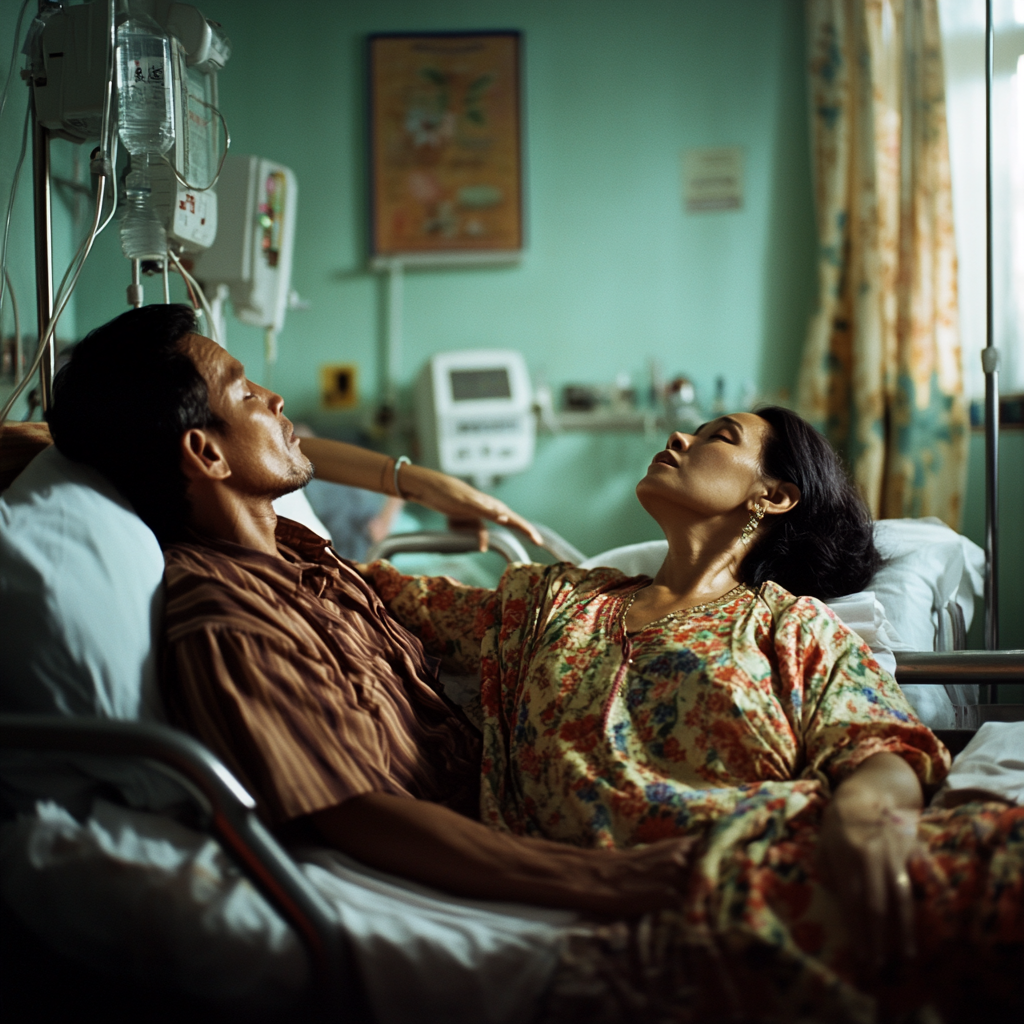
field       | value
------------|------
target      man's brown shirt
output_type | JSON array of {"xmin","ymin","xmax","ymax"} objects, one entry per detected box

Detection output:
[{"xmin": 161, "ymin": 518, "xmax": 479, "ymax": 826}]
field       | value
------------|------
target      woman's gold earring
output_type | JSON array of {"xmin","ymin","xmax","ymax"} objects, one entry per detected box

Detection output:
[{"xmin": 740, "ymin": 503, "xmax": 765, "ymax": 544}]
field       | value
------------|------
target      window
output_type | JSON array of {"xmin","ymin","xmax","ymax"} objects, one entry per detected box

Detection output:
[{"xmin": 940, "ymin": 0, "xmax": 1024, "ymax": 397}]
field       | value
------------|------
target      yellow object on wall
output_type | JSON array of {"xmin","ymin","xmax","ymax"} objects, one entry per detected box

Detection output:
[{"xmin": 320, "ymin": 364, "xmax": 358, "ymax": 409}]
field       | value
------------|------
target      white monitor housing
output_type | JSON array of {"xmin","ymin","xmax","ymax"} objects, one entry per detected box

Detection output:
[
  {"xmin": 192, "ymin": 153, "xmax": 297, "ymax": 334},
  {"xmin": 415, "ymin": 349, "xmax": 535, "ymax": 489}
]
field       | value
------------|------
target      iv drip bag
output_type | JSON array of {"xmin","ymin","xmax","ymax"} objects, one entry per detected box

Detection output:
[
  {"xmin": 116, "ymin": 15, "xmax": 176, "ymax": 262},
  {"xmin": 116, "ymin": 16, "xmax": 175, "ymax": 158}
]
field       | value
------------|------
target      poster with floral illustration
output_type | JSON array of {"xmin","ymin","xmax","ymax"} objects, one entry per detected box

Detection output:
[{"xmin": 369, "ymin": 32, "xmax": 523, "ymax": 259}]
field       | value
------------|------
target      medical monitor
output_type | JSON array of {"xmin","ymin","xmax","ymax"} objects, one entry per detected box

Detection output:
[{"xmin": 414, "ymin": 350, "xmax": 535, "ymax": 488}]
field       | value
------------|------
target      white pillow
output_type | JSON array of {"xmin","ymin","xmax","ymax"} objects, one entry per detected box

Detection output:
[
  {"xmin": 583, "ymin": 520, "xmax": 986, "ymax": 653},
  {"xmin": 580, "ymin": 525, "xmax": 986, "ymax": 732},
  {"xmin": 271, "ymin": 489, "xmax": 331, "ymax": 540},
  {"xmin": 872, "ymin": 518, "xmax": 984, "ymax": 652},
  {"xmin": 0, "ymin": 446, "xmax": 165, "ymax": 719},
  {"xmin": 0, "ymin": 446, "xmax": 331, "ymax": 723}
]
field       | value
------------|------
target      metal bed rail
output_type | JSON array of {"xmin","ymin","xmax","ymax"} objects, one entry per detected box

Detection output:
[
  {"xmin": 894, "ymin": 649, "xmax": 1024, "ymax": 701},
  {"xmin": 367, "ymin": 527, "xmax": 531, "ymax": 564},
  {"xmin": 0, "ymin": 715, "xmax": 363, "ymax": 1021}
]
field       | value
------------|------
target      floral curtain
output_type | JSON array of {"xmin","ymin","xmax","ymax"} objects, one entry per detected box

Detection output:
[{"xmin": 799, "ymin": 0, "xmax": 967, "ymax": 527}]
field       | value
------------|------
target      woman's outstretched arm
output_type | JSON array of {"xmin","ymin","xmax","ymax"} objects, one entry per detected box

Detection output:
[
  {"xmin": 818, "ymin": 752, "xmax": 924, "ymax": 971},
  {"xmin": 310, "ymin": 792, "xmax": 694, "ymax": 917},
  {"xmin": 298, "ymin": 436, "xmax": 542, "ymax": 548}
]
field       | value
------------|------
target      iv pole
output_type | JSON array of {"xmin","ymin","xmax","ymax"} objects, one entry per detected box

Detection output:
[
  {"xmin": 983, "ymin": 0, "xmax": 1000, "ymax": 663},
  {"xmin": 31, "ymin": 98, "xmax": 54, "ymax": 413}
]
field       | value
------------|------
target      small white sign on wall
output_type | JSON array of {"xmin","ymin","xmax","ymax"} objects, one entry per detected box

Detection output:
[{"xmin": 682, "ymin": 147, "xmax": 744, "ymax": 212}]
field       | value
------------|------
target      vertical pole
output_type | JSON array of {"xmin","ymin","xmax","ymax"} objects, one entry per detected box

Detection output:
[
  {"xmin": 983, "ymin": 0, "xmax": 1000, "ymax": 680},
  {"xmin": 386, "ymin": 258, "xmax": 403, "ymax": 410},
  {"xmin": 31, "ymin": 113, "xmax": 53, "ymax": 413}
]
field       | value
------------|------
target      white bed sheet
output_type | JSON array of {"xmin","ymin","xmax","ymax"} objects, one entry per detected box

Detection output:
[
  {"xmin": 0, "ymin": 797, "xmax": 576, "ymax": 1024},
  {"xmin": 3, "ymin": 720, "xmax": 1021, "ymax": 1022}
]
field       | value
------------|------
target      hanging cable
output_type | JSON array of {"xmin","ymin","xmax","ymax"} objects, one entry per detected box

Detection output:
[
  {"xmin": 161, "ymin": 99, "xmax": 230, "ymax": 192},
  {"xmin": 167, "ymin": 247, "xmax": 219, "ymax": 345},
  {"xmin": 0, "ymin": 99, "xmax": 31, "ymax": 345},
  {"xmin": 3, "ymin": 267, "xmax": 22, "ymax": 384},
  {"xmin": 170, "ymin": 253, "xmax": 200, "ymax": 309},
  {"xmin": 0, "ymin": 0, "xmax": 37, "ymax": 350},
  {"xmin": 0, "ymin": 168, "xmax": 113, "ymax": 424},
  {"xmin": 0, "ymin": 0, "xmax": 31, "ymax": 126},
  {"xmin": 0, "ymin": 0, "xmax": 119, "ymax": 425}
]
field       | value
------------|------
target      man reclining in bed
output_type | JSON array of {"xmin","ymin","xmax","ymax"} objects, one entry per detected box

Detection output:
[{"xmin": 48, "ymin": 305, "xmax": 1021, "ymax": 1023}]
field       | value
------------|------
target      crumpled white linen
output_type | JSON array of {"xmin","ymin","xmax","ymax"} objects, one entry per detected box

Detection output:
[
  {"xmin": 298, "ymin": 848, "xmax": 577, "ymax": 1024},
  {"xmin": 0, "ymin": 798, "xmax": 576, "ymax": 1024},
  {"xmin": 0, "ymin": 799, "xmax": 307, "ymax": 1014},
  {"xmin": 931, "ymin": 722, "xmax": 1024, "ymax": 806}
]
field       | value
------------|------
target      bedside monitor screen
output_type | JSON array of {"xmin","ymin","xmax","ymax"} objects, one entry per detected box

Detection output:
[{"xmin": 449, "ymin": 368, "xmax": 512, "ymax": 402}]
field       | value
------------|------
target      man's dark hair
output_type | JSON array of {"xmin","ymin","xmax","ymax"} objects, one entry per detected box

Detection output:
[
  {"xmin": 47, "ymin": 304, "xmax": 222, "ymax": 545},
  {"xmin": 738, "ymin": 405, "xmax": 883, "ymax": 601}
]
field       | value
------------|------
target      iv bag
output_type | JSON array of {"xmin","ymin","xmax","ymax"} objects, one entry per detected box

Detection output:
[{"xmin": 116, "ymin": 15, "xmax": 175, "ymax": 158}]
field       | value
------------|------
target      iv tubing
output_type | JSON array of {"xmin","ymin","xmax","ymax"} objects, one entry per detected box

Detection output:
[
  {"xmin": 0, "ymin": 100, "xmax": 30, "ymax": 346},
  {"xmin": 0, "ymin": 0, "xmax": 32, "ymax": 322},
  {"xmin": 162, "ymin": 99, "xmax": 230, "ymax": 192},
  {"xmin": 4, "ymin": 267, "xmax": 22, "ymax": 384},
  {"xmin": 0, "ymin": 172, "xmax": 109, "ymax": 424},
  {"xmin": 0, "ymin": 0, "xmax": 31, "ymax": 126},
  {"xmin": 0, "ymin": 0, "xmax": 118, "ymax": 426},
  {"xmin": 168, "ymin": 248, "xmax": 219, "ymax": 346}
]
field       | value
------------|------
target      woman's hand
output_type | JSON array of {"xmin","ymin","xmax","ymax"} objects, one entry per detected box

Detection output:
[
  {"xmin": 818, "ymin": 753, "xmax": 924, "ymax": 973},
  {"xmin": 400, "ymin": 463, "xmax": 543, "ymax": 549}
]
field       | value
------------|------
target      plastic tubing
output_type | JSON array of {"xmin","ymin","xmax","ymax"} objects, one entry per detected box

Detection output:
[
  {"xmin": 0, "ymin": 0, "xmax": 31, "ymax": 125},
  {"xmin": 0, "ymin": 175, "xmax": 108, "ymax": 424},
  {"xmin": 0, "ymin": 0, "xmax": 119, "ymax": 426},
  {"xmin": 163, "ymin": 100, "xmax": 231, "ymax": 192},
  {"xmin": 168, "ymin": 247, "xmax": 219, "ymax": 345},
  {"xmin": 3, "ymin": 267, "xmax": 21, "ymax": 384},
  {"xmin": 0, "ymin": 100, "xmax": 30, "ymax": 344}
]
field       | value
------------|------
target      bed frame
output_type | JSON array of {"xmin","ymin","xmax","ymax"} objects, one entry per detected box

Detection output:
[{"xmin": 0, "ymin": 713, "xmax": 361, "ymax": 1020}]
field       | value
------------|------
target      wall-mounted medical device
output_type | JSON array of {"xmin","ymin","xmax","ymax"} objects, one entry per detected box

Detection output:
[
  {"xmin": 414, "ymin": 349, "xmax": 535, "ymax": 488},
  {"xmin": 31, "ymin": 1, "xmax": 229, "ymax": 258},
  {"xmin": 191, "ymin": 154, "xmax": 298, "ymax": 360}
]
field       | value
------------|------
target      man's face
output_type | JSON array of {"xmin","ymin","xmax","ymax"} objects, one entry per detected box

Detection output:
[{"xmin": 181, "ymin": 334, "xmax": 313, "ymax": 498}]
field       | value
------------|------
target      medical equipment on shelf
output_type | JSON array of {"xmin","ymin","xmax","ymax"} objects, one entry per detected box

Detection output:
[
  {"xmin": 414, "ymin": 348, "xmax": 535, "ymax": 489},
  {"xmin": 191, "ymin": 154, "xmax": 298, "ymax": 363}
]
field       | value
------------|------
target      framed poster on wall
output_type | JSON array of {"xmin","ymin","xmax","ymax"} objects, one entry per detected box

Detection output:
[{"xmin": 368, "ymin": 31, "xmax": 523, "ymax": 265}]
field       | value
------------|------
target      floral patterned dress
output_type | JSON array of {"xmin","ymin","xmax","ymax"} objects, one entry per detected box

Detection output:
[{"xmin": 362, "ymin": 560, "xmax": 1023, "ymax": 1022}]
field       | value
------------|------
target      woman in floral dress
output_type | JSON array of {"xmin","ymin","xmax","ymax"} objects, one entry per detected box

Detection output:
[{"xmin": 361, "ymin": 406, "xmax": 1022, "ymax": 1023}]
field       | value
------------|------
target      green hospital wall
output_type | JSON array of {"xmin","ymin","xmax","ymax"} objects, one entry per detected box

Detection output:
[
  {"xmin": 73, "ymin": 0, "xmax": 817, "ymax": 551},
  {"xmin": 8, "ymin": 0, "xmax": 1021, "ymax": 647}
]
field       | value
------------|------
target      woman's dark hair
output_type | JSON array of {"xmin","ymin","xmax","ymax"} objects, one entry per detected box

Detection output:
[
  {"xmin": 737, "ymin": 406, "xmax": 882, "ymax": 601},
  {"xmin": 46, "ymin": 304, "xmax": 222, "ymax": 545}
]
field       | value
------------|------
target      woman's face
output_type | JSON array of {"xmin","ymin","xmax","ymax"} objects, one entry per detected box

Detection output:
[{"xmin": 636, "ymin": 412, "xmax": 772, "ymax": 522}]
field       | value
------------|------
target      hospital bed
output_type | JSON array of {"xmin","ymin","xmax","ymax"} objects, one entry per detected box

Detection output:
[{"xmin": 1, "ymin": 430, "xmax": 1022, "ymax": 1023}]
